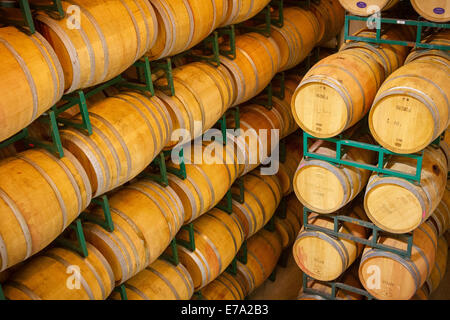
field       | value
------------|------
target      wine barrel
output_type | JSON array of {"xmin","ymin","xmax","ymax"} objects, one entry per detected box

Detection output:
[
  {"xmin": 0, "ymin": 26, "xmax": 64, "ymax": 142},
  {"xmin": 60, "ymin": 91, "xmax": 172, "ymax": 197},
  {"xmin": 226, "ymin": 103, "xmax": 283, "ymax": 176},
  {"xmin": 232, "ymin": 171, "xmax": 282, "ymax": 239},
  {"xmin": 270, "ymin": 7, "xmax": 319, "ymax": 72},
  {"xmin": 220, "ymin": 32, "xmax": 281, "ymax": 106},
  {"xmin": 341, "ymin": 28, "xmax": 411, "ymax": 75},
  {"xmin": 425, "ymin": 236, "xmax": 448, "ymax": 294},
  {"xmin": 294, "ymin": 133, "xmax": 376, "ymax": 214},
  {"xmin": 275, "ymin": 194, "xmax": 303, "ymax": 249},
  {"xmin": 338, "ymin": 0, "xmax": 400, "ymax": 16},
  {"xmin": 369, "ymin": 55, "xmax": 450, "ymax": 154},
  {"xmin": 405, "ymin": 31, "xmax": 450, "ymax": 64},
  {"xmin": 359, "ymin": 221, "xmax": 438, "ymax": 300},
  {"xmin": 411, "ymin": 0, "xmax": 449, "ymax": 23},
  {"xmin": 83, "ymin": 179, "xmax": 184, "ymax": 284},
  {"xmin": 36, "ymin": 0, "xmax": 157, "ymax": 93},
  {"xmin": 276, "ymin": 133, "xmax": 303, "ymax": 196},
  {"xmin": 199, "ymin": 271, "xmax": 246, "ymax": 300},
  {"xmin": 364, "ymin": 146, "xmax": 447, "ymax": 234},
  {"xmin": 292, "ymin": 48, "xmax": 386, "ymax": 138},
  {"xmin": 156, "ymin": 62, "xmax": 234, "ymax": 148},
  {"xmin": 298, "ymin": 271, "xmax": 364, "ymax": 300},
  {"xmin": 412, "ymin": 285, "xmax": 430, "ymax": 300},
  {"xmin": 166, "ymin": 136, "xmax": 242, "ymax": 223},
  {"xmin": 310, "ymin": 0, "xmax": 345, "ymax": 46},
  {"xmin": 235, "ymin": 229, "xmax": 283, "ymax": 295},
  {"xmin": 147, "ymin": 0, "xmax": 226, "ymax": 60},
  {"xmin": 4, "ymin": 244, "xmax": 114, "ymax": 300},
  {"xmin": 0, "ymin": 148, "xmax": 91, "ymax": 271},
  {"xmin": 220, "ymin": 0, "xmax": 271, "ymax": 26},
  {"xmin": 110, "ymin": 258, "xmax": 194, "ymax": 300},
  {"xmin": 293, "ymin": 203, "xmax": 368, "ymax": 281},
  {"xmin": 172, "ymin": 208, "xmax": 244, "ymax": 290},
  {"xmin": 428, "ymin": 186, "xmax": 450, "ymax": 237},
  {"xmin": 273, "ymin": 76, "xmax": 301, "ymax": 138}
]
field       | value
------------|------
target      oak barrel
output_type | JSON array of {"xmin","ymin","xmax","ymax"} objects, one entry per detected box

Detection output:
[
  {"xmin": 199, "ymin": 271, "xmax": 246, "ymax": 300},
  {"xmin": 0, "ymin": 26, "xmax": 64, "ymax": 142},
  {"xmin": 338, "ymin": 0, "xmax": 400, "ymax": 16},
  {"xmin": 411, "ymin": 0, "xmax": 449, "ymax": 23},
  {"xmin": 364, "ymin": 146, "xmax": 448, "ymax": 234}
]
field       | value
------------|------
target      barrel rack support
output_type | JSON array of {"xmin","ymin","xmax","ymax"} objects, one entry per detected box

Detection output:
[
  {"xmin": 113, "ymin": 284, "xmax": 128, "ymax": 301},
  {"xmin": 302, "ymin": 131, "xmax": 429, "ymax": 184},
  {"xmin": 302, "ymin": 273, "xmax": 375, "ymax": 300},
  {"xmin": 0, "ymin": 0, "xmax": 65, "ymax": 34},
  {"xmin": 302, "ymin": 207, "xmax": 414, "ymax": 258},
  {"xmin": 55, "ymin": 218, "xmax": 89, "ymax": 258},
  {"xmin": 226, "ymin": 240, "xmax": 248, "ymax": 276},
  {"xmin": 344, "ymin": 15, "xmax": 450, "ymax": 50},
  {"xmin": 80, "ymin": 195, "xmax": 115, "ymax": 232},
  {"xmin": 0, "ymin": 284, "xmax": 5, "ymax": 300},
  {"xmin": 251, "ymin": 72, "xmax": 285, "ymax": 109}
]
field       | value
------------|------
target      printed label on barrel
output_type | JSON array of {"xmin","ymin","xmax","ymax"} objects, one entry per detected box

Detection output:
[
  {"xmin": 356, "ymin": 1, "xmax": 367, "ymax": 8},
  {"xmin": 433, "ymin": 7, "xmax": 445, "ymax": 15}
]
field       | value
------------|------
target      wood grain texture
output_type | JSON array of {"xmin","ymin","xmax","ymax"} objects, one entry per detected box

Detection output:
[
  {"xmin": 220, "ymin": 0, "xmax": 271, "ymax": 26},
  {"xmin": 339, "ymin": 0, "xmax": 400, "ymax": 16},
  {"xmin": 198, "ymin": 270, "xmax": 246, "ymax": 300},
  {"xmin": 364, "ymin": 146, "xmax": 447, "ymax": 234},
  {"xmin": 359, "ymin": 221, "xmax": 437, "ymax": 300},
  {"xmin": 0, "ymin": 26, "xmax": 64, "ymax": 141},
  {"xmin": 109, "ymin": 258, "xmax": 194, "ymax": 300},
  {"xmin": 4, "ymin": 245, "xmax": 114, "ymax": 300},
  {"xmin": 0, "ymin": 148, "xmax": 91, "ymax": 271}
]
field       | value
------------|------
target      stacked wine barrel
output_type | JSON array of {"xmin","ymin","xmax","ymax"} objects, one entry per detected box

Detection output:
[{"xmin": 291, "ymin": 27, "xmax": 450, "ymax": 300}]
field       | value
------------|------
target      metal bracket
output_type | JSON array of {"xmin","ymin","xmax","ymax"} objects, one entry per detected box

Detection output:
[
  {"xmin": 177, "ymin": 223, "xmax": 196, "ymax": 252},
  {"xmin": 161, "ymin": 238, "xmax": 180, "ymax": 267},
  {"xmin": 113, "ymin": 284, "xmax": 128, "ymax": 300},
  {"xmin": 0, "ymin": 284, "xmax": 5, "ymax": 300},
  {"xmin": 303, "ymin": 207, "xmax": 414, "ymax": 258},
  {"xmin": 55, "ymin": 218, "xmax": 89, "ymax": 258},
  {"xmin": 151, "ymin": 58, "xmax": 175, "ymax": 96},
  {"xmin": 344, "ymin": 15, "xmax": 450, "ymax": 51},
  {"xmin": 80, "ymin": 195, "xmax": 114, "ymax": 232},
  {"xmin": 226, "ymin": 240, "xmax": 248, "ymax": 275},
  {"xmin": 303, "ymin": 132, "xmax": 425, "ymax": 184},
  {"xmin": 302, "ymin": 273, "xmax": 375, "ymax": 300},
  {"xmin": 251, "ymin": 72, "xmax": 285, "ymax": 109}
]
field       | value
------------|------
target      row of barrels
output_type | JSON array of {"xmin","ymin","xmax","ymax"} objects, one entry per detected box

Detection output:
[
  {"xmin": 0, "ymin": 0, "xmax": 343, "ymax": 143},
  {"xmin": 339, "ymin": 0, "xmax": 449, "ymax": 23},
  {"xmin": 0, "ymin": 0, "xmax": 341, "ymax": 273},
  {"xmin": 293, "ymin": 187, "xmax": 450, "ymax": 300},
  {"xmin": 293, "ymin": 29, "xmax": 450, "ymax": 155},
  {"xmin": 293, "ymin": 129, "xmax": 449, "ymax": 234}
]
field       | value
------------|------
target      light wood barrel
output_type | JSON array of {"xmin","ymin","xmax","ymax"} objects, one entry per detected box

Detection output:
[
  {"xmin": 227, "ymin": 104, "xmax": 283, "ymax": 176},
  {"xmin": 412, "ymin": 286, "xmax": 430, "ymax": 300},
  {"xmin": 411, "ymin": 0, "xmax": 449, "ymax": 22},
  {"xmin": 292, "ymin": 48, "xmax": 385, "ymax": 138},
  {"xmin": 36, "ymin": 0, "xmax": 157, "ymax": 93},
  {"xmin": 298, "ymin": 271, "xmax": 364, "ymax": 300},
  {"xmin": 310, "ymin": 0, "xmax": 345, "ymax": 46},
  {"xmin": 4, "ymin": 244, "xmax": 114, "ymax": 300},
  {"xmin": 236, "ymin": 229, "xmax": 283, "ymax": 295},
  {"xmin": 0, "ymin": 148, "xmax": 91, "ymax": 271},
  {"xmin": 425, "ymin": 236, "xmax": 448, "ymax": 294},
  {"xmin": 60, "ymin": 91, "xmax": 172, "ymax": 197},
  {"xmin": 276, "ymin": 134, "xmax": 303, "ymax": 196},
  {"xmin": 220, "ymin": 0, "xmax": 271, "ymax": 26},
  {"xmin": 0, "ymin": 26, "xmax": 64, "ymax": 142},
  {"xmin": 293, "ymin": 203, "xmax": 368, "ymax": 281},
  {"xmin": 275, "ymin": 194, "xmax": 303, "ymax": 249},
  {"xmin": 341, "ymin": 28, "xmax": 411, "ymax": 75},
  {"xmin": 294, "ymin": 134, "xmax": 376, "ymax": 214},
  {"xmin": 369, "ymin": 55, "xmax": 450, "ymax": 154},
  {"xmin": 232, "ymin": 171, "xmax": 282, "ymax": 239},
  {"xmin": 405, "ymin": 31, "xmax": 450, "ymax": 64},
  {"xmin": 220, "ymin": 32, "xmax": 281, "ymax": 106},
  {"xmin": 199, "ymin": 271, "xmax": 246, "ymax": 300},
  {"xmin": 428, "ymin": 186, "xmax": 450, "ymax": 237},
  {"xmin": 172, "ymin": 208, "xmax": 245, "ymax": 290},
  {"xmin": 147, "ymin": 0, "xmax": 226, "ymax": 60},
  {"xmin": 166, "ymin": 136, "xmax": 242, "ymax": 223},
  {"xmin": 270, "ymin": 7, "xmax": 319, "ymax": 72},
  {"xmin": 364, "ymin": 146, "xmax": 447, "ymax": 234},
  {"xmin": 110, "ymin": 258, "xmax": 194, "ymax": 300},
  {"xmin": 156, "ymin": 62, "xmax": 234, "ymax": 148},
  {"xmin": 83, "ymin": 179, "xmax": 184, "ymax": 284},
  {"xmin": 359, "ymin": 221, "xmax": 438, "ymax": 300},
  {"xmin": 338, "ymin": 0, "xmax": 400, "ymax": 16}
]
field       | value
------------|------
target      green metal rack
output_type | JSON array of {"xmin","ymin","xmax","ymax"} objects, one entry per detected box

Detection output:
[
  {"xmin": 113, "ymin": 284, "xmax": 128, "ymax": 301},
  {"xmin": 302, "ymin": 273, "xmax": 375, "ymax": 300},
  {"xmin": 55, "ymin": 218, "xmax": 89, "ymax": 258},
  {"xmin": 80, "ymin": 195, "xmax": 115, "ymax": 232},
  {"xmin": 302, "ymin": 207, "xmax": 414, "ymax": 258},
  {"xmin": 303, "ymin": 131, "xmax": 431, "ymax": 184},
  {"xmin": 0, "ymin": 284, "xmax": 5, "ymax": 300},
  {"xmin": 251, "ymin": 72, "xmax": 286, "ymax": 109},
  {"xmin": 344, "ymin": 15, "xmax": 450, "ymax": 51},
  {"xmin": 226, "ymin": 240, "xmax": 248, "ymax": 276}
]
